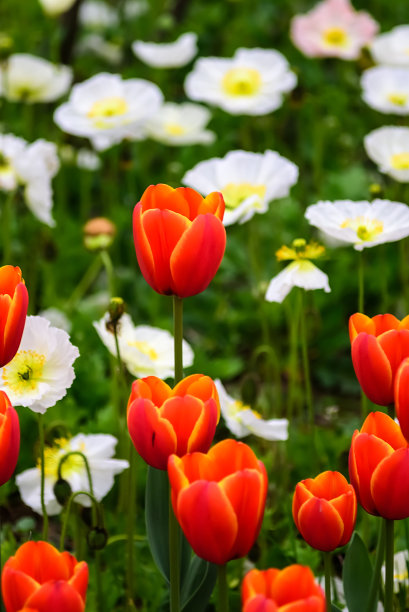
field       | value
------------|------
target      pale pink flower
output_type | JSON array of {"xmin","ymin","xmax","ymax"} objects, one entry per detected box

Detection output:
[{"xmin": 290, "ymin": 0, "xmax": 378, "ymax": 60}]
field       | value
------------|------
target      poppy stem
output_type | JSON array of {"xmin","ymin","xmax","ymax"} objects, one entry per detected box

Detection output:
[
  {"xmin": 38, "ymin": 414, "xmax": 49, "ymax": 541},
  {"xmin": 323, "ymin": 551, "xmax": 332, "ymax": 612},
  {"xmin": 384, "ymin": 519, "xmax": 394, "ymax": 612},
  {"xmin": 298, "ymin": 290, "xmax": 314, "ymax": 429},
  {"xmin": 358, "ymin": 250, "xmax": 365, "ymax": 312},
  {"xmin": 365, "ymin": 519, "xmax": 385, "ymax": 612},
  {"xmin": 173, "ymin": 296, "xmax": 184, "ymax": 384},
  {"xmin": 2, "ymin": 189, "xmax": 15, "ymax": 264},
  {"xmin": 217, "ymin": 563, "xmax": 229, "ymax": 612},
  {"xmin": 100, "ymin": 249, "xmax": 115, "ymax": 297}
]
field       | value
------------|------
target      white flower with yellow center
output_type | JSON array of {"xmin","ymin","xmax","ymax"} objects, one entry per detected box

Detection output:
[
  {"xmin": 54, "ymin": 73, "xmax": 163, "ymax": 151},
  {"xmin": 0, "ymin": 316, "xmax": 79, "ymax": 414},
  {"xmin": 132, "ymin": 32, "xmax": 198, "ymax": 68},
  {"xmin": 215, "ymin": 379, "xmax": 288, "ymax": 440},
  {"xmin": 146, "ymin": 102, "xmax": 215, "ymax": 146},
  {"xmin": 79, "ymin": 0, "xmax": 119, "ymax": 29},
  {"xmin": 0, "ymin": 54, "xmax": 72, "ymax": 103},
  {"xmin": 93, "ymin": 313, "xmax": 194, "ymax": 379},
  {"xmin": 364, "ymin": 126, "xmax": 409, "ymax": 182},
  {"xmin": 185, "ymin": 48, "xmax": 297, "ymax": 116},
  {"xmin": 305, "ymin": 199, "xmax": 409, "ymax": 250},
  {"xmin": 265, "ymin": 239, "xmax": 331, "ymax": 303},
  {"xmin": 182, "ymin": 149, "xmax": 298, "ymax": 226},
  {"xmin": 16, "ymin": 433, "xmax": 129, "ymax": 515},
  {"xmin": 370, "ymin": 26, "xmax": 409, "ymax": 67},
  {"xmin": 361, "ymin": 66, "xmax": 409, "ymax": 115},
  {"xmin": 38, "ymin": 0, "xmax": 77, "ymax": 16}
]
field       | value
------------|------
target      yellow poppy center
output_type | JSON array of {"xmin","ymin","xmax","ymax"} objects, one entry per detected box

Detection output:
[
  {"xmin": 322, "ymin": 27, "xmax": 348, "ymax": 47},
  {"xmin": 391, "ymin": 152, "xmax": 409, "ymax": 170},
  {"xmin": 37, "ymin": 438, "xmax": 86, "ymax": 478},
  {"xmin": 341, "ymin": 216, "xmax": 384, "ymax": 241},
  {"xmin": 87, "ymin": 96, "xmax": 129, "ymax": 128},
  {"xmin": 164, "ymin": 122, "xmax": 186, "ymax": 136},
  {"xmin": 127, "ymin": 340, "xmax": 158, "ymax": 361},
  {"xmin": 221, "ymin": 182, "xmax": 266, "ymax": 210},
  {"xmin": 222, "ymin": 68, "xmax": 262, "ymax": 97},
  {"xmin": 387, "ymin": 92, "xmax": 408, "ymax": 106},
  {"xmin": 276, "ymin": 239, "xmax": 325, "ymax": 261},
  {"xmin": 2, "ymin": 350, "xmax": 46, "ymax": 395}
]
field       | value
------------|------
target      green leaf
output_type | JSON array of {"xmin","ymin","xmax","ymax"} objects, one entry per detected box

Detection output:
[
  {"xmin": 343, "ymin": 532, "xmax": 373, "ymax": 612},
  {"xmin": 331, "ymin": 605, "xmax": 343, "ymax": 612},
  {"xmin": 145, "ymin": 466, "xmax": 192, "ymax": 584},
  {"xmin": 181, "ymin": 556, "xmax": 218, "ymax": 612}
]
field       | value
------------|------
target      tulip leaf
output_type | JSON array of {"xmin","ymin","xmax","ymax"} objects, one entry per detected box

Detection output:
[
  {"xmin": 343, "ymin": 532, "xmax": 373, "ymax": 612},
  {"xmin": 331, "ymin": 605, "xmax": 343, "ymax": 612},
  {"xmin": 181, "ymin": 555, "xmax": 218, "ymax": 612},
  {"xmin": 145, "ymin": 466, "xmax": 191, "ymax": 584}
]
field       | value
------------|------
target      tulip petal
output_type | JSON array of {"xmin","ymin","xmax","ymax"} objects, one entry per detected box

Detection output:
[
  {"xmin": 280, "ymin": 596, "xmax": 325, "ymax": 612},
  {"xmin": 0, "ymin": 393, "xmax": 19, "ymax": 486},
  {"xmin": 296, "ymin": 497, "xmax": 344, "ymax": 551},
  {"xmin": 243, "ymin": 595, "xmax": 278, "ymax": 612},
  {"xmin": 3, "ymin": 283, "xmax": 29, "ymax": 365},
  {"xmin": 25, "ymin": 581, "xmax": 84, "ymax": 612},
  {"xmin": 10, "ymin": 541, "xmax": 70, "ymax": 583},
  {"xmin": 371, "ymin": 448, "xmax": 409, "ymax": 519},
  {"xmin": 170, "ymin": 213, "xmax": 226, "ymax": 298},
  {"xmin": 127, "ymin": 398, "xmax": 176, "ymax": 470},
  {"xmin": 161, "ymin": 396, "xmax": 205, "ymax": 456},
  {"xmin": 395, "ymin": 358, "xmax": 409, "ymax": 441},
  {"xmin": 176, "ymin": 480, "xmax": 238, "ymax": 564},
  {"xmin": 373, "ymin": 314, "xmax": 401, "ymax": 335},
  {"xmin": 1, "ymin": 568, "xmax": 40, "ymax": 612},
  {"xmin": 378, "ymin": 329, "xmax": 409, "ymax": 385},
  {"xmin": 360, "ymin": 411, "xmax": 406, "ymax": 450},
  {"xmin": 349, "ymin": 313, "xmax": 375, "ymax": 342},
  {"xmin": 351, "ymin": 333, "xmax": 393, "ymax": 405},
  {"xmin": 330, "ymin": 489, "xmax": 357, "ymax": 546},
  {"xmin": 208, "ymin": 439, "xmax": 262, "ymax": 481},
  {"xmin": 139, "ymin": 184, "xmax": 190, "ymax": 217},
  {"xmin": 187, "ymin": 398, "xmax": 218, "ymax": 454},
  {"xmin": 270, "ymin": 565, "xmax": 324, "ymax": 606},
  {"xmin": 308, "ymin": 471, "xmax": 350, "ymax": 499}
]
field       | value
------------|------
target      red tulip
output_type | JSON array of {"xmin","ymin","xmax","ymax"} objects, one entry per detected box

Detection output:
[
  {"xmin": 0, "ymin": 266, "xmax": 28, "ymax": 368},
  {"xmin": 241, "ymin": 565, "xmax": 325, "ymax": 612},
  {"xmin": 1, "ymin": 541, "xmax": 88, "ymax": 612},
  {"xmin": 0, "ymin": 391, "xmax": 19, "ymax": 486},
  {"xmin": 349, "ymin": 411, "xmax": 409, "ymax": 519},
  {"xmin": 349, "ymin": 312, "xmax": 409, "ymax": 406},
  {"xmin": 127, "ymin": 374, "xmax": 220, "ymax": 470},
  {"xmin": 133, "ymin": 184, "xmax": 226, "ymax": 298},
  {"xmin": 394, "ymin": 357, "xmax": 409, "ymax": 441},
  {"xmin": 292, "ymin": 471, "xmax": 357, "ymax": 552},
  {"xmin": 168, "ymin": 439, "xmax": 267, "ymax": 565}
]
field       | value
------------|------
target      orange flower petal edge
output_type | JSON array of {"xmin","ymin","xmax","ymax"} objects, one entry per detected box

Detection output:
[
  {"xmin": 0, "ymin": 266, "xmax": 28, "ymax": 368},
  {"xmin": 0, "ymin": 391, "xmax": 19, "ymax": 486}
]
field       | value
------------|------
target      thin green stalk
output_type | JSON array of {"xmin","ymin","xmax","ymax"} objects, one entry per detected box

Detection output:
[
  {"xmin": 59, "ymin": 490, "xmax": 100, "ymax": 551},
  {"xmin": 126, "ymin": 450, "xmax": 137, "ymax": 610},
  {"xmin": 58, "ymin": 451, "xmax": 94, "ymax": 498},
  {"xmin": 298, "ymin": 290, "xmax": 314, "ymax": 428},
  {"xmin": 2, "ymin": 190, "xmax": 15, "ymax": 263},
  {"xmin": 365, "ymin": 520, "xmax": 386, "ymax": 612},
  {"xmin": 38, "ymin": 415, "xmax": 49, "ymax": 540},
  {"xmin": 323, "ymin": 552, "xmax": 332, "ymax": 612},
  {"xmin": 169, "ymin": 492, "xmax": 181, "ymax": 612},
  {"xmin": 384, "ymin": 519, "xmax": 395, "ymax": 612},
  {"xmin": 217, "ymin": 564, "xmax": 229, "ymax": 612},
  {"xmin": 66, "ymin": 255, "xmax": 103, "ymax": 312},
  {"xmin": 358, "ymin": 250, "xmax": 364, "ymax": 313},
  {"xmin": 287, "ymin": 293, "xmax": 301, "ymax": 421},
  {"xmin": 173, "ymin": 296, "xmax": 184, "ymax": 384},
  {"xmin": 100, "ymin": 249, "xmax": 115, "ymax": 297}
]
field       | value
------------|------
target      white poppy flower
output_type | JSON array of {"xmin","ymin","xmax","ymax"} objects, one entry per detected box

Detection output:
[
  {"xmin": 146, "ymin": 102, "xmax": 215, "ymax": 146},
  {"xmin": 132, "ymin": 32, "xmax": 198, "ymax": 68},
  {"xmin": 361, "ymin": 66, "xmax": 409, "ymax": 114},
  {"xmin": 1, "ymin": 54, "xmax": 72, "ymax": 103},
  {"xmin": 0, "ymin": 135, "xmax": 59, "ymax": 226},
  {"xmin": 38, "ymin": 0, "xmax": 77, "ymax": 16},
  {"xmin": 215, "ymin": 379, "xmax": 289, "ymax": 440},
  {"xmin": 77, "ymin": 34, "xmax": 123, "ymax": 65},
  {"xmin": 265, "ymin": 260, "xmax": 331, "ymax": 303},
  {"xmin": 16, "ymin": 433, "xmax": 129, "ymax": 515},
  {"xmin": 370, "ymin": 26, "xmax": 409, "ymax": 66},
  {"xmin": 185, "ymin": 47, "xmax": 297, "ymax": 116},
  {"xmin": 381, "ymin": 550, "xmax": 409, "ymax": 593},
  {"xmin": 124, "ymin": 0, "xmax": 148, "ymax": 18},
  {"xmin": 364, "ymin": 126, "xmax": 409, "ymax": 182},
  {"xmin": 76, "ymin": 148, "xmax": 101, "ymax": 171},
  {"xmin": 0, "ymin": 316, "xmax": 79, "ymax": 414},
  {"xmin": 305, "ymin": 199, "xmax": 409, "ymax": 250},
  {"xmin": 54, "ymin": 72, "xmax": 163, "ymax": 150},
  {"xmin": 79, "ymin": 0, "xmax": 119, "ymax": 29},
  {"xmin": 93, "ymin": 313, "xmax": 194, "ymax": 379},
  {"xmin": 182, "ymin": 149, "xmax": 298, "ymax": 226},
  {"xmin": 39, "ymin": 308, "xmax": 72, "ymax": 333}
]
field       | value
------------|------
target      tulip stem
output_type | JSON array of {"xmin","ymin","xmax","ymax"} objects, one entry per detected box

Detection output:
[
  {"xmin": 298, "ymin": 290, "xmax": 314, "ymax": 428},
  {"xmin": 384, "ymin": 519, "xmax": 394, "ymax": 612},
  {"xmin": 217, "ymin": 563, "xmax": 229, "ymax": 612},
  {"xmin": 169, "ymin": 493, "xmax": 181, "ymax": 612},
  {"xmin": 38, "ymin": 414, "xmax": 49, "ymax": 541},
  {"xmin": 173, "ymin": 296, "xmax": 184, "ymax": 384},
  {"xmin": 365, "ymin": 519, "xmax": 385, "ymax": 612},
  {"xmin": 358, "ymin": 250, "xmax": 364, "ymax": 312},
  {"xmin": 323, "ymin": 552, "xmax": 332, "ymax": 612}
]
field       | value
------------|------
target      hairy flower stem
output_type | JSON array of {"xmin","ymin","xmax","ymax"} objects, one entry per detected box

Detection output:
[
  {"xmin": 384, "ymin": 519, "xmax": 394, "ymax": 612},
  {"xmin": 323, "ymin": 552, "xmax": 332, "ymax": 612},
  {"xmin": 169, "ymin": 295, "xmax": 184, "ymax": 612},
  {"xmin": 2, "ymin": 190, "xmax": 15, "ymax": 264},
  {"xmin": 217, "ymin": 564, "xmax": 229, "ymax": 612},
  {"xmin": 298, "ymin": 291, "xmax": 314, "ymax": 429},
  {"xmin": 100, "ymin": 249, "xmax": 115, "ymax": 297},
  {"xmin": 66, "ymin": 255, "xmax": 103, "ymax": 312},
  {"xmin": 38, "ymin": 414, "xmax": 49, "ymax": 540},
  {"xmin": 365, "ymin": 520, "xmax": 385, "ymax": 612}
]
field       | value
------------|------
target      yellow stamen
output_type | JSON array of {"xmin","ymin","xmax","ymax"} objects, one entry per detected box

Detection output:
[
  {"xmin": 391, "ymin": 152, "xmax": 409, "ymax": 170},
  {"xmin": 322, "ymin": 27, "xmax": 348, "ymax": 47},
  {"xmin": 276, "ymin": 240, "xmax": 325, "ymax": 261},
  {"xmin": 164, "ymin": 123, "xmax": 186, "ymax": 136},
  {"xmin": 127, "ymin": 341, "xmax": 158, "ymax": 361},
  {"xmin": 222, "ymin": 67, "xmax": 262, "ymax": 97},
  {"xmin": 341, "ymin": 216, "xmax": 384, "ymax": 241},
  {"xmin": 387, "ymin": 92, "xmax": 408, "ymax": 106},
  {"xmin": 87, "ymin": 96, "xmax": 129, "ymax": 128},
  {"xmin": 2, "ymin": 350, "xmax": 46, "ymax": 394},
  {"xmin": 36, "ymin": 438, "xmax": 85, "ymax": 478},
  {"xmin": 221, "ymin": 182, "xmax": 266, "ymax": 210}
]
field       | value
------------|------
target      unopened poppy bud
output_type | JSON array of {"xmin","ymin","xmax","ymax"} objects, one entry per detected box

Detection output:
[
  {"xmin": 106, "ymin": 297, "xmax": 125, "ymax": 333},
  {"xmin": 87, "ymin": 526, "xmax": 108, "ymax": 550},
  {"xmin": 53, "ymin": 478, "xmax": 72, "ymax": 505},
  {"xmin": 369, "ymin": 183, "xmax": 383, "ymax": 198},
  {"xmin": 83, "ymin": 217, "xmax": 116, "ymax": 251}
]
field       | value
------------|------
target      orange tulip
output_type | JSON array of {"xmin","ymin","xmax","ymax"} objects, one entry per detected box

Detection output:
[
  {"xmin": 349, "ymin": 411, "xmax": 409, "ymax": 519},
  {"xmin": 241, "ymin": 565, "xmax": 325, "ymax": 612},
  {"xmin": 394, "ymin": 357, "xmax": 409, "ymax": 442},
  {"xmin": 168, "ymin": 439, "xmax": 268, "ymax": 565},
  {"xmin": 0, "ymin": 391, "xmax": 19, "ymax": 486},
  {"xmin": 349, "ymin": 312, "xmax": 409, "ymax": 406},
  {"xmin": 133, "ymin": 184, "xmax": 226, "ymax": 298},
  {"xmin": 0, "ymin": 266, "xmax": 28, "ymax": 368},
  {"xmin": 1, "ymin": 541, "xmax": 88, "ymax": 612},
  {"xmin": 292, "ymin": 471, "xmax": 357, "ymax": 552},
  {"xmin": 127, "ymin": 374, "xmax": 220, "ymax": 470}
]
